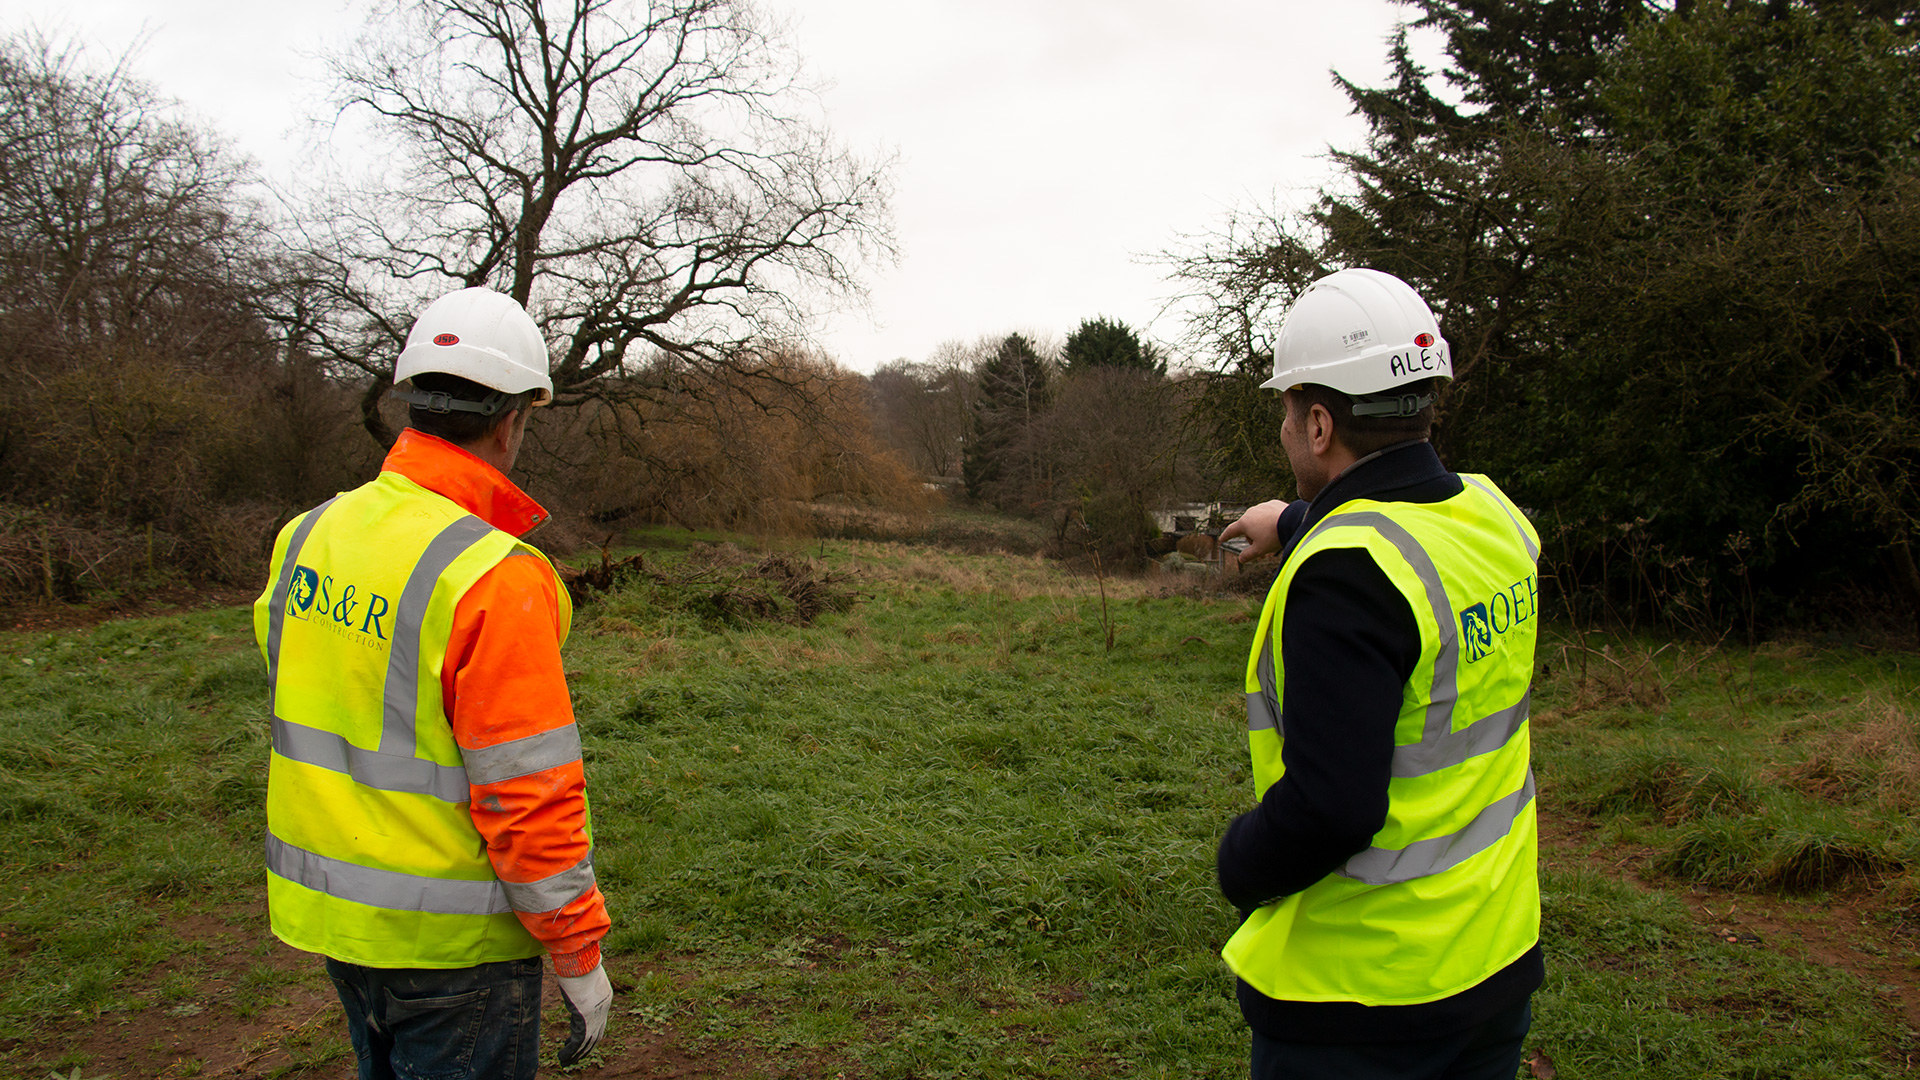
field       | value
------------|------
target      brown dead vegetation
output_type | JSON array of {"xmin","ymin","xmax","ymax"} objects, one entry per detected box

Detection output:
[{"xmin": 1777, "ymin": 695, "xmax": 1920, "ymax": 812}]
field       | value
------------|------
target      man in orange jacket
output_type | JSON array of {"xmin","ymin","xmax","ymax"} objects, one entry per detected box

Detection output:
[{"xmin": 257, "ymin": 287, "xmax": 611, "ymax": 1079}]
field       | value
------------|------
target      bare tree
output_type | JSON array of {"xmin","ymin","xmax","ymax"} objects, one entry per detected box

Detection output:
[
  {"xmin": 0, "ymin": 34, "xmax": 265, "ymax": 372},
  {"xmin": 293, "ymin": 0, "xmax": 895, "ymax": 444},
  {"xmin": 1029, "ymin": 366, "xmax": 1192, "ymax": 566},
  {"xmin": 0, "ymin": 35, "xmax": 293, "ymax": 523},
  {"xmin": 867, "ymin": 339, "xmax": 982, "ymax": 479},
  {"xmin": 0, "ymin": 34, "xmax": 384, "ymax": 596}
]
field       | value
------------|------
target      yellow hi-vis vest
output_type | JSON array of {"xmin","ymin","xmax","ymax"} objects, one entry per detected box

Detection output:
[
  {"xmin": 1225, "ymin": 475, "xmax": 1541, "ymax": 1006},
  {"xmin": 254, "ymin": 471, "xmax": 573, "ymax": 969}
]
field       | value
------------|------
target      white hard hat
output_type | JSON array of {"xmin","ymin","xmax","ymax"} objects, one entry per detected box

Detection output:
[
  {"xmin": 1261, "ymin": 269, "xmax": 1451, "ymax": 404},
  {"xmin": 394, "ymin": 287, "xmax": 553, "ymax": 406}
]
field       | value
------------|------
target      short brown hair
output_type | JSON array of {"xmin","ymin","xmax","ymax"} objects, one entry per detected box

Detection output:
[
  {"xmin": 1285, "ymin": 379, "xmax": 1440, "ymax": 458},
  {"xmin": 405, "ymin": 372, "xmax": 533, "ymax": 446}
]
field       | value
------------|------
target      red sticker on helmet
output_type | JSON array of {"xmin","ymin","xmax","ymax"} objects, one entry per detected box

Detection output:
[
  {"xmin": 433, "ymin": 333, "xmax": 459, "ymax": 346},
  {"xmin": 1415, "ymin": 333, "xmax": 1435, "ymax": 347}
]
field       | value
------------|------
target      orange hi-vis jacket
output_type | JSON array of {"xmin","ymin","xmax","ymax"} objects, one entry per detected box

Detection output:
[{"xmin": 260, "ymin": 429, "xmax": 610, "ymax": 976}]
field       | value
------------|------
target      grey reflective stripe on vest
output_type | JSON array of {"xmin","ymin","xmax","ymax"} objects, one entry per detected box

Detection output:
[
  {"xmin": 271, "ymin": 716, "xmax": 470, "ymax": 802},
  {"xmin": 1339, "ymin": 770, "xmax": 1536, "ymax": 885},
  {"xmin": 499, "ymin": 851, "xmax": 598, "ymax": 912},
  {"xmin": 1461, "ymin": 475, "xmax": 1539, "ymax": 562},
  {"xmin": 1391, "ymin": 691, "xmax": 1530, "ymax": 778},
  {"xmin": 381, "ymin": 515, "xmax": 497, "ymax": 755},
  {"xmin": 1246, "ymin": 691, "xmax": 1280, "ymax": 733},
  {"xmin": 265, "ymin": 498, "xmax": 339, "ymax": 715},
  {"xmin": 1303, "ymin": 511, "xmax": 1465, "ymax": 772},
  {"xmin": 266, "ymin": 831, "xmax": 512, "ymax": 915},
  {"xmin": 1297, "ymin": 508, "xmax": 1531, "ymax": 778},
  {"xmin": 463, "ymin": 724, "xmax": 584, "ymax": 785},
  {"xmin": 264, "ymin": 511, "xmax": 500, "ymax": 799},
  {"xmin": 1247, "ymin": 623, "xmax": 1282, "ymax": 734}
]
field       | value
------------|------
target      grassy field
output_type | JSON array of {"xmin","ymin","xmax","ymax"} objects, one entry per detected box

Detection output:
[{"xmin": 0, "ymin": 527, "xmax": 1913, "ymax": 1078}]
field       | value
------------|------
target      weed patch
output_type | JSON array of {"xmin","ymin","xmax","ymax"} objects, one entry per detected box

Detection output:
[{"xmin": 1658, "ymin": 813, "xmax": 1904, "ymax": 892}]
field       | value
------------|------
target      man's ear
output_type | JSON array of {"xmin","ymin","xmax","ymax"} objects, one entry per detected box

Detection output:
[
  {"xmin": 488, "ymin": 407, "xmax": 521, "ymax": 453},
  {"xmin": 1308, "ymin": 402, "xmax": 1337, "ymax": 455}
]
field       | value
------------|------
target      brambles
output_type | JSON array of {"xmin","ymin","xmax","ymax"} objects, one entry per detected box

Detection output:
[{"xmin": 574, "ymin": 542, "xmax": 862, "ymax": 628}]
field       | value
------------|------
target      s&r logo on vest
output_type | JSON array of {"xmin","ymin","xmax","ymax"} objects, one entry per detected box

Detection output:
[
  {"xmin": 1459, "ymin": 573, "xmax": 1538, "ymax": 663},
  {"xmin": 286, "ymin": 564, "xmax": 393, "ymax": 645}
]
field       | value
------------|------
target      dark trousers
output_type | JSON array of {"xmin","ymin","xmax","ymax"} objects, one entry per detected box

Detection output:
[
  {"xmin": 325, "ymin": 956, "xmax": 543, "ymax": 1080},
  {"xmin": 1250, "ymin": 999, "xmax": 1532, "ymax": 1080}
]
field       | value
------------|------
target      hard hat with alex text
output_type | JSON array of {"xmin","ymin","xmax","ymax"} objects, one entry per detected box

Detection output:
[
  {"xmin": 393, "ymin": 287, "xmax": 553, "ymax": 412},
  {"xmin": 1262, "ymin": 269, "xmax": 1451, "ymax": 416}
]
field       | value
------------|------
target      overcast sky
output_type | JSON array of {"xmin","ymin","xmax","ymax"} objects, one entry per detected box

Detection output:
[{"xmin": 0, "ymin": 0, "xmax": 1425, "ymax": 371}]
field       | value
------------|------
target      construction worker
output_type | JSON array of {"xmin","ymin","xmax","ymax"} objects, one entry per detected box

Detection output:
[
  {"xmin": 255, "ymin": 287, "xmax": 613, "ymax": 1079},
  {"xmin": 1215, "ymin": 269, "xmax": 1542, "ymax": 1079}
]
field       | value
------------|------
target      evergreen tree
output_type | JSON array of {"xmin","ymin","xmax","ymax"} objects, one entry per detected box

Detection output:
[
  {"xmin": 1062, "ymin": 316, "xmax": 1164, "ymax": 376},
  {"xmin": 963, "ymin": 333, "xmax": 1051, "ymax": 506},
  {"xmin": 1175, "ymin": 0, "xmax": 1920, "ymax": 623}
]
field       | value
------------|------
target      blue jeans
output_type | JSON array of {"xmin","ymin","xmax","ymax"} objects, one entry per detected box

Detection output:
[
  {"xmin": 1250, "ymin": 1000, "xmax": 1532, "ymax": 1080},
  {"xmin": 325, "ymin": 956, "xmax": 543, "ymax": 1080}
]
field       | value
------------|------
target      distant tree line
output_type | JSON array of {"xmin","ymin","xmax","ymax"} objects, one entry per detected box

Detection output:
[
  {"xmin": 1172, "ymin": 0, "xmax": 1920, "ymax": 630},
  {"xmin": 21, "ymin": 0, "xmax": 1907, "ymax": 620},
  {"xmin": 868, "ymin": 317, "xmax": 1226, "ymax": 567}
]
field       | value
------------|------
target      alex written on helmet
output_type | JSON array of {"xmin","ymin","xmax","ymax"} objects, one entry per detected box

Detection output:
[
  {"xmin": 1261, "ymin": 269, "xmax": 1451, "ymax": 418},
  {"xmin": 391, "ymin": 287, "xmax": 554, "ymax": 417}
]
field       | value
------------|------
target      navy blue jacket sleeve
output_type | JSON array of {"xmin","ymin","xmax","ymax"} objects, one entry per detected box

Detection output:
[
  {"xmin": 1275, "ymin": 499, "xmax": 1310, "ymax": 548},
  {"xmin": 1216, "ymin": 546, "xmax": 1421, "ymax": 911}
]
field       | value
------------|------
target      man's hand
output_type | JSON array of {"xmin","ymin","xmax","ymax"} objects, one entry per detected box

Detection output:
[
  {"xmin": 1221, "ymin": 499, "xmax": 1295, "ymax": 562},
  {"xmin": 556, "ymin": 964, "xmax": 613, "ymax": 1066}
]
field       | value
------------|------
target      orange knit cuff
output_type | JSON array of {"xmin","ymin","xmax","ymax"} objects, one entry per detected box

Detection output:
[{"xmin": 553, "ymin": 942, "xmax": 602, "ymax": 979}]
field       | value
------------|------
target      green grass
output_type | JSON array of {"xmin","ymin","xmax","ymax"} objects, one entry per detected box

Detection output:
[
  {"xmin": 0, "ymin": 532, "xmax": 1912, "ymax": 1077},
  {"xmin": 0, "ymin": 611, "xmax": 268, "ymax": 1040}
]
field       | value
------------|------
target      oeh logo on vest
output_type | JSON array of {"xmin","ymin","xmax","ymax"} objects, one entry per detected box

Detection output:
[
  {"xmin": 1459, "ymin": 573, "xmax": 1539, "ymax": 663},
  {"xmin": 285, "ymin": 564, "xmax": 393, "ymax": 649}
]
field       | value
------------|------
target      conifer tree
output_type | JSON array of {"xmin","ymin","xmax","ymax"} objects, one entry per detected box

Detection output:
[
  {"xmin": 1175, "ymin": 0, "xmax": 1920, "ymax": 624},
  {"xmin": 1062, "ymin": 316, "xmax": 1164, "ymax": 376},
  {"xmin": 963, "ymin": 333, "xmax": 1051, "ymax": 506}
]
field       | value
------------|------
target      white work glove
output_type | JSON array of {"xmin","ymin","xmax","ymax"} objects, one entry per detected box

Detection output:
[{"xmin": 556, "ymin": 963, "xmax": 613, "ymax": 1066}]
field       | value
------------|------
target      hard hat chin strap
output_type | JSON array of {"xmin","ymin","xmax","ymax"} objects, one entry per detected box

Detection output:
[
  {"xmin": 391, "ymin": 386, "xmax": 513, "ymax": 417},
  {"xmin": 1351, "ymin": 390, "xmax": 1438, "ymax": 418}
]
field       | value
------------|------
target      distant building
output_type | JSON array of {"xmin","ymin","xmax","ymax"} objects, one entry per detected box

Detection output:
[{"xmin": 1151, "ymin": 502, "xmax": 1247, "ymax": 536}]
